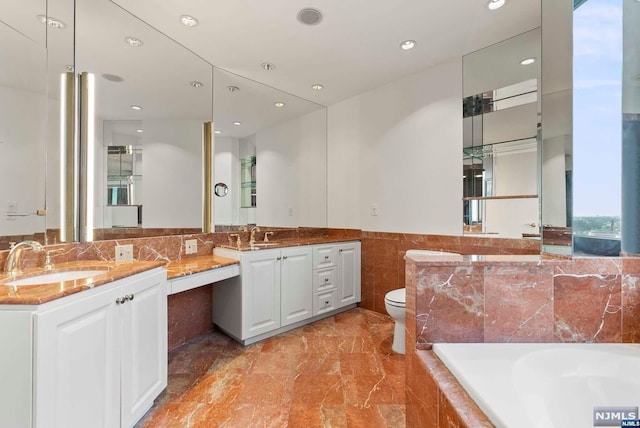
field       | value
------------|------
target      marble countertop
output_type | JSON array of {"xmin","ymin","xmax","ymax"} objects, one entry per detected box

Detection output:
[
  {"xmin": 165, "ymin": 255, "xmax": 239, "ymax": 280},
  {"xmin": 0, "ymin": 260, "xmax": 165, "ymax": 305},
  {"xmin": 217, "ymin": 236, "xmax": 360, "ymax": 252}
]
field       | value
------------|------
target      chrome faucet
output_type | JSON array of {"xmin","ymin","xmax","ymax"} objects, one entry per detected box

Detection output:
[
  {"xmin": 264, "ymin": 232, "xmax": 275, "ymax": 242},
  {"xmin": 250, "ymin": 226, "xmax": 261, "ymax": 245},
  {"xmin": 4, "ymin": 240, "xmax": 44, "ymax": 275}
]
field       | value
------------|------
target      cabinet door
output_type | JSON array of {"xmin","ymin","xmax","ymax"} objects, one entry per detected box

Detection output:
[
  {"xmin": 120, "ymin": 269, "xmax": 168, "ymax": 428},
  {"xmin": 242, "ymin": 250, "xmax": 281, "ymax": 338},
  {"xmin": 281, "ymin": 247, "xmax": 313, "ymax": 327},
  {"xmin": 338, "ymin": 242, "xmax": 361, "ymax": 307},
  {"xmin": 35, "ymin": 286, "xmax": 121, "ymax": 428}
]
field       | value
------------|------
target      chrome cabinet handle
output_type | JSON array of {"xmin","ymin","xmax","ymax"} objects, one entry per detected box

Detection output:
[
  {"xmin": 116, "ymin": 297, "xmax": 126, "ymax": 305},
  {"xmin": 324, "ymin": 255, "xmax": 329, "ymax": 260},
  {"xmin": 283, "ymin": 256, "xmax": 288, "ymax": 259},
  {"xmin": 277, "ymin": 257, "xmax": 282, "ymax": 260},
  {"xmin": 324, "ymin": 278, "xmax": 329, "ymax": 283},
  {"xmin": 124, "ymin": 294, "xmax": 134, "ymax": 301}
]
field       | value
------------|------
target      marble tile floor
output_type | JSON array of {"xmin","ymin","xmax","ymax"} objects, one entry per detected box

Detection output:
[{"xmin": 136, "ymin": 308, "xmax": 406, "ymax": 428}]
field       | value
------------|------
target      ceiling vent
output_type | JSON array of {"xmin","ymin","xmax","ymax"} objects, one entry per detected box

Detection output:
[{"xmin": 298, "ymin": 8, "xmax": 322, "ymax": 25}]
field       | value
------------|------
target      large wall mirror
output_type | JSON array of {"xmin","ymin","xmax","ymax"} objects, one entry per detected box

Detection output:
[
  {"xmin": 462, "ymin": 27, "xmax": 542, "ymax": 240},
  {"xmin": 0, "ymin": 1, "xmax": 48, "ymax": 249},
  {"xmin": 44, "ymin": 0, "xmax": 213, "ymax": 242},
  {"xmin": 212, "ymin": 68, "xmax": 328, "ymax": 229}
]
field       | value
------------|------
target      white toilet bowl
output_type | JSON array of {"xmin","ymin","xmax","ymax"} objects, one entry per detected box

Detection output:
[{"xmin": 385, "ymin": 288, "xmax": 406, "ymax": 354}]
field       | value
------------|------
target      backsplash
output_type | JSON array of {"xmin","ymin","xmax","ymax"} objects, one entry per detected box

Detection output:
[{"xmin": 407, "ymin": 255, "xmax": 640, "ymax": 348}]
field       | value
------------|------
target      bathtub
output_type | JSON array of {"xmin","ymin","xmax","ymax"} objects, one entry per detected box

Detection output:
[{"xmin": 433, "ymin": 343, "xmax": 640, "ymax": 428}]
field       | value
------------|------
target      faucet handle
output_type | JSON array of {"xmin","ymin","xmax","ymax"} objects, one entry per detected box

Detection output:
[
  {"xmin": 229, "ymin": 233, "xmax": 241, "ymax": 248},
  {"xmin": 43, "ymin": 248, "xmax": 64, "ymax": 270},
  {"xmin": 9, "ymin": 242, "xmax": 16, "ymax": 250},
  {"xmin": 264, "ymin": 232, "xmax": 275, "ymax": 242}
]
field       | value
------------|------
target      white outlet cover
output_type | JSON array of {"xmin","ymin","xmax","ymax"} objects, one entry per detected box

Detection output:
[
  {"xmin": 371, "ymin": 204, "xmax": 379, "ymax": 216},
  {"xmin": 185, "ymin": 239, "xmax": 198, "ymax": 254},
  {"xmin": 115, "ymin": 244, "xmax": 134, "ymax": 262}
]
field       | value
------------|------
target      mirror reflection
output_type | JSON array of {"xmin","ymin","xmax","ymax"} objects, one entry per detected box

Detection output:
[
  {"xmin": 462, "ymin": 27, "xmax": 542, "ymax": 240},
  {"xmin": 212, "ymin": 68, "xmax": 327, "ymax": 229},
  {"xmin": 0, "ymin": 1, "xmax": 48, "ymax": 249}
]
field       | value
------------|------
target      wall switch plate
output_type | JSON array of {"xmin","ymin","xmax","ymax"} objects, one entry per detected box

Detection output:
[
  {"xmin": 288, "ymin": 208, "xmax": 294, "ymax": 216},
  {"xmin": 185, "ymin": 239, "xmax": 198, "ymax": 255},
  {"xmin": 7, "ymin": 200, "xmax": 17, "ymax": 213},
  {"xmin": 370, "ymin": 204, "xmax": 379, "ymax": 216},
  {"xmin": 115, "ymin": 244, "xmax": 134, "ymax": 262}
]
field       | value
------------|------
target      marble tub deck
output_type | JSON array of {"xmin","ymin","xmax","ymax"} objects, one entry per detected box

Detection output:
[{"xmin": 136, "ymin": 308, "xmax": 406, "ymax": 428}]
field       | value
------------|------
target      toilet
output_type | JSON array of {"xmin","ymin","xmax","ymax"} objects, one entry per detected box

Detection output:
[
  {"xmin": 385, "ymin": 250, "xmax": 462, "ymax": 355},
  {"xmin": 385, "ymin": 288, "xmax": 406, "ymax": 354}
]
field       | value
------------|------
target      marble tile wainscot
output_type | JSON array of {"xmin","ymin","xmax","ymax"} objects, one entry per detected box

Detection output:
[{"xmin": 404, "ymin": 254, "xmax": 640, "ymax": 426}]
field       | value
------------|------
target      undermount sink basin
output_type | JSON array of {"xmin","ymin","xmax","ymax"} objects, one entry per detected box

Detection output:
[{"xmin": 3, "ymin": 270, "xmax": 109, "ymax": 286}]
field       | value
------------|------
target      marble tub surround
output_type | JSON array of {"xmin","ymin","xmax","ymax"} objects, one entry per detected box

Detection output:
[
  {"xmin": 406, "ymin": 349, "xmax": 492, "ymax": 427},
  {"xmin": 360, "ymin": 231, "xmax": 540, "ymax": 315},
  {"xmin": 406, "ymin": 254, "xmax": 640, "ymax": 348},
  {"xmin": 0, "ymin": 260, "xmax": 165, "ymax": 304}
]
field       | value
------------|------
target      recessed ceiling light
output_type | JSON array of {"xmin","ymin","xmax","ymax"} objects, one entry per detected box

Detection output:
[
  {"xmin": 520, "ymin": 57, "xmax": 536, "ymax": 66},
  {"xmin": 227, "ymin": 85, "xmax": 240, "ymax": 92},
  {"xmin": 37, "ymin": 15, "xmax": 66, "ymax": 29},
  {"xmin": 487, "ymin": 0, "xmax": 505, "ymax": 10},
  {"xmin": 214, "ymin": 130, "xmax": 221, "ymax": 134},
  {"xmin": 400, "ymin": 40, "xmax": 416, "ymax": 51},
  {"xmin": 102, "ymin": 73, "xmax": 124, "ymax": 82},
  {"xmin": 131, "ymin": 105, "xmax": 143, "ymax": 111},
  {"xmin": 136, "ymin": 129, "xmax": 143, "ymax": 133},
  {"xmin": 125, "ymin": 36, "xmax": 144, "ymax": 47},
  {"xmin": 274, "ymin": 102, "xmax": 285, "ymax": 108},
  {"xmin": 180, "ymin": 15, "xmax": 199, "ymax": 27},
  {"xmin": 233, "ymin": 121, "xmax": 241, "ymax": 126},
  {"xmin": 261, "ymin": 62, "xmax": 275, "ymax": 71},
  {"xmin": 312, "ymin": 84, "xmax": 324, "ymax": 91},
  {"xmin": 190, "ymin": 81, "xmax": 204, "ymax": 88},
  {"xmin": 297, "ymin": 8, "xmax": 323, "ymax": 25}
]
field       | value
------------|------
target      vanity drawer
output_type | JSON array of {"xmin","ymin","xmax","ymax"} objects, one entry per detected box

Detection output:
[
  {"xmin": 313, "ymin": 289, "xmax": 337, "ymax": 316},
  {"xmin": 313, "ymin": 268, "xmax": 336, "ymax": 293},
  {"xmin": 313, "ymin": 245, "xmax": 338, "ymax": 269}
]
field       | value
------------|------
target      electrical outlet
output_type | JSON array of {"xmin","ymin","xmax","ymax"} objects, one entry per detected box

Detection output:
[
  {"xmin": 288, "ymin": 208, "xmax": 294, "ymax": 216},
  {"xmin": 371, "ymin": 204, "xmax": 379, "ymax": 216},
  {"xmin": 7, "ymin": 200, "xmax": 17, "ymax": 213},
  {"xmin": 115, "ymin": 244, "xmax": 134, "ymax": 262},
  {"xmin": 185, "ymin": 239, "xmax": 198, "ymax": 255}
]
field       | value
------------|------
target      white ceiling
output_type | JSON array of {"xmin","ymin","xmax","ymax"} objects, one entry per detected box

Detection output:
[{"xmin": 111, "ymin": 0, "xmax": 542, "ymax": 106}]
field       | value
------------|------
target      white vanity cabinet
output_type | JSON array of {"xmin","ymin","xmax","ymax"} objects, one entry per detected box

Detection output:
[
  {"xmin": 0, "ymin": 267, "xmax": 167, "ymax": 428},
  {"xmin": 312, "ymin": 241, "xmax": 361, "ymax": 314},
  {"xmin": 213, "ymin": 241, "xmax": 360, "ymax": 345},
  {"xmin": 213, "ymin": 246, "xmax": 312, "ymax": 341}
]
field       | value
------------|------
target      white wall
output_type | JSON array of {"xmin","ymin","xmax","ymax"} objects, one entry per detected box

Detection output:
[
  {"xmin": 213, "ymin": 136, "xmax": 240, "ymax": 225},
  {"xmin": 141, "ymin": 120, "xmax": 202, "ymax": 228},
  {"xmin": 327, "ymin": 58, "xmax": 463, "ymax": 234},
  {"xmin": 0, "ymin": 86, "xmax": 47, "ymax": 236},
  {"xmin": 257, "ymin": 109, "xmax": 327, "ymax": 227}
]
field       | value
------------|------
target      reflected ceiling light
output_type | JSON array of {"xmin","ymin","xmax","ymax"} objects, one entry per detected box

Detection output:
[
  {"xmin": 487, "ymin": 0, "xmax": 505, "ymax": 10},
  {"xmin": 227, "ymin": 85, "xmax": 240, "ymax": 92},
  {"xmin": 125, "ymin": 36, "xmax": 144, "ymax": 47},
  {"xmin": 474, "ymin": 174, "xmax": 484, "ymax": 178},
  {"xmin": 180, "ymin": 15, "xmax": 199, "ymax": 27},
  {"xmin": 311, "ymin": 84, "xmax": 324, "ymax": 90},
  {"xmin": 37, "ymin": 15, "xmax": 66, "ymax": 29},
  {"xmin": 136, "ymin": 129, "xmax": 143, "ymax": 133},
  {"xmin": 261, "ymin": 62, "xmax": 275, "ymax": 71},
  {"xmin": 400, "ymin": 40, "xmax": 416, "ymax": 51},
  {"xmin": 233, "ymin": 121, "xmax": 242, "ymax": 126},
  {"xmin": 274, "ymin": 102, "xmax": 285, "ymax": 107},
  {"xmin": 520, "ymin": 57, "xmax": 536, "ymax": 66},
  {"xmin": 131, "ymin": 105, "xmax": 143, "ymax": 111},
  {"xmin": 190, "ymin": 81, "xmax": 204, "ymax": 88},
  {"xmin": 214, "ymin": 130, "xmax": 221, "ymax": 134}
]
